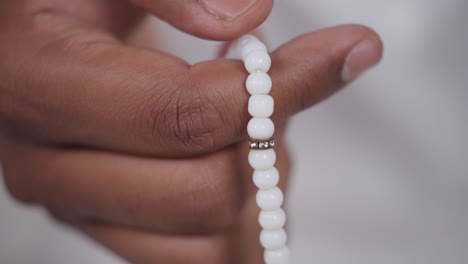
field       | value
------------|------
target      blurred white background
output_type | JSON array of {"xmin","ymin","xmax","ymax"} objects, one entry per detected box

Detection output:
[{"xmin": 1, "ymin": 1, "xmax": 467, "ymax": 263}]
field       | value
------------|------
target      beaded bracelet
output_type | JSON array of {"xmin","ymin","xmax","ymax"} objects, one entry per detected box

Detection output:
[{"xmin": 230, "ymin": 35, "xmax": 290, "ymax": 264}]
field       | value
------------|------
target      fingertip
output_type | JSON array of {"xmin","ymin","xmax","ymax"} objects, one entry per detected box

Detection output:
[
  {"xmin": 268, "ymin": 24, "xmax": 384, "ymax": 119},
  {"xmin": 199, "ymin": 0, "xmax": 259, "ymax": 22},
  {"xmin": 272, "ymin": 24, "xmax": 384, "ymax": 83},
  {"xmin": 132, "ymin": 0, "xmax": 273, "ymax": 40},
  {"xmin": 341, "ymin": 24, "xmax": 384, "ymax": 56},
  {"xmin": 189, "ymin": 0, "xmax": 274, "ymax": 40},
  {"xmin": 338, "ymin": 24, "xmax": 384, "ymax": 82},
  {"xmin": 341, "ymin": 38, "xmax": 383, "ymax": 82}
]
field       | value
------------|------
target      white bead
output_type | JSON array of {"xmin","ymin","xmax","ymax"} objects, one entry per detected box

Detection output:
[
  {"xmin": 259, "ymin": 209, "xmax": 286, "ymax": 229},
  {"xmin": 247, "ymin": 118, "xmax": 275, "ymax": 140},
  {"xmin": 256, "ymin": 186, "xmax": 283, "ymax": 210},
  {"xmin": 237, "ymin": 35, "xmax": 258, "ymax": 49},
  {"xmin": 248, "ymin": 95, "xmax": 274, "ymax": 117},
  {"xmin": 242, "ymin": 39, "xmax": 268, "ymax": 61},
  {"xmin": 230, "ymin": 35, "xmax": 257, "ymax": 58},
  {"xmin": 253, "ymin": 167, "xmax": 279, "ymax": 189},
  {"xmin": 244, "ymin": 50, "xmax": 271, "ymax": 73},
  {"xmin": 248, "ymin": 149, "xmax": 276, "ymax": 170},
  {"xmin": 260, "ymin": 229, "xmax": 287, "ymax": 250},
  {"xmin": 246, "ymin": 72, "xmax": 272, "ymax": 95},
  {"xmin": 264, "ymin": 247, "xmax": 290, "ymax": 264}
]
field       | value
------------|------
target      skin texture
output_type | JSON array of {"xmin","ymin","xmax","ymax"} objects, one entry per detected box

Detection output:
[{"xmin": 0, "ymin": 0, "xmax": 383, "ymax": 263}]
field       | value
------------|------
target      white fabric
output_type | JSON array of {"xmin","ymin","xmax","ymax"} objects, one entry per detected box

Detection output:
[{"xmin": 1, "ymin": 1, "xmax": 467, "ymax": 263}]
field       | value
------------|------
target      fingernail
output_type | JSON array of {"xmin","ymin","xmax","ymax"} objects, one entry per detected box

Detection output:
[
  {"xmin": 200, "ymin": 0, "xmax": 257, "ymax": 21},
  {"xmin": 341, "ymin": 39, "xmax": 382, "ymax": 82}
]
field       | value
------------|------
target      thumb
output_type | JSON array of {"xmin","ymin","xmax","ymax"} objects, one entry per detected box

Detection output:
[{"xmin": 131, "ymin": 0, "xmax": 273, "ymax": 40}]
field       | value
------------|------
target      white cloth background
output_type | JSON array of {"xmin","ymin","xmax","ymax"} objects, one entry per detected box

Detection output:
[{"xmin": 1, "ymin": 1, "xmax": 467, "ymax": 263}]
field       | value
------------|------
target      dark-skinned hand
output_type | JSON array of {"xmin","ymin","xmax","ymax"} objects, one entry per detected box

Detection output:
[{"xmin": 0, "ymin": 1, "xmax": 382, "ymax": 263}]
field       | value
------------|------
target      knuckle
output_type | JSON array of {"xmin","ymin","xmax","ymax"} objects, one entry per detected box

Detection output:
[
  {"xmin": 154, "ymin": 87, "xmax": 223, "ymax": 153},
  {"xmin": 0, "ymin": 57, "xmax": 34, "ymax": 131},
  {"xmin": 29, "ymin": 8, "xmax": 116, "ymax": 53},
  {"xmin": 1, "ymin": 144, "xmax": 54, "ymax": 205},
  {"xmin": 0, "ymin": 10, "xmax": 115, "ymax": 136},
  {"xmin": 291, "ymin": 51, "xmax": 336, "ymax": 110},
  {"xmin": 184, "ymin": 167, "xmax": 245, "ymax": 233},
  {"xmin": 184, "ymin": 241, "xmax": 227, "ymax": 264},
  {"xmin": 2, "ymin": 167, "xmax": 37, "ymax": 204}
]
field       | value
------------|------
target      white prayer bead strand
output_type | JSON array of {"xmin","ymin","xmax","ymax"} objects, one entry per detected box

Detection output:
[
  {"xmin": 242, "ymin": 39, "xmax": 268, "ymax": 61},
  {"xmin": 231, "ymin": 35, "xmax": 258, "ymax": 57},
  {"xmin": 248, "ymin": 95, "xmax": 274, "ymax": 117},
  {"xmin": 246, "ymin": 72, "xmax": 272, "ymax": 95},
  {"xmin": 244, "ymin": 50, "xmax": 272, "ymax": 73},
  {"xmin": 248, "ymin": 149, "xmax": 276, "ymax": 170},
  {"xmin": 253, "ymin": 167, "xmax": 280, "ymax": 189},
  {"xmin": 259, "ymin": 209, "xmax": 286, "ymax": 230},
  {"xmin": 260, "ymin": 229, "xmax": 287, "ymax": 250},
  {"xmin": 247, "ymin": 117, "xmax": 275, "ymax": 140},
  {"xmin": 265, "ymin": 247, "xmax": 290, "ymax": 264},
  {"xmin": 237, "ymin": 35, "xmax": 289, "ymax": 264},
  {"xmin": 256, "ymin": 187, "xmax": 284, "ymax": 211},
  {"xmin": 237, "ymin": 35, "xmax": 257, "ymax": 47}
]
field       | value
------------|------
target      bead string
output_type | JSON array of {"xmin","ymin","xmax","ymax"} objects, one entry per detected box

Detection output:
[{"xmin": 231, "ymin": 35, "xmax": 290, "ymax": 264}]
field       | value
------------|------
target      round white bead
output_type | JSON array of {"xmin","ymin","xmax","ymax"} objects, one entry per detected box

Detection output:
[
  {"xmin": 248, "ymin": 149, "xmax": 276, "ymax": 170},
  {"xmin": 237, "ymin": 35, "xmax": 257, "ymax": 48},
  {"xmin": 260, "ymin": 229, "xmax": 287, "ymax": 250},
  {"xmin": 232, "ymin": 35, "xmax": 257, "ymax": 57},
  {"xmin": 246, "ymin": 72, "xmax": 272, "ymax": 95},
  {"xmin": 242, "ymin": 39, "xmax": 268, "ymax": 61},
  {"xmin": 244, "ymin": 50, "xmax": 271, "ymax": 73},
  {"xmin": 248, "ymin": 95, "xmax": 274, "ymax": 117},
  {"xmin": 253, "ymin": 167, "xmax": 279, "ymax": 189},
  {"xmin": 259, "ymin": 209, "xmax": 286, "ymax": 230},
  {"xmin": 264, "ymin": 247, "xmax": 290, "ymax": 264},
  {"xmin": 256, "ymin": 186, "xmax": 283, "ymax": 210},
  {"xmin": 247, "ymin": 117, "xmax": 275, "ymax": 140}
]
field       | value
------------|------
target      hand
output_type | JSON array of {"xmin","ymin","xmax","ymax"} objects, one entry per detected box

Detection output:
[{"xmin": 0, "ymin": 1, "xmax": 382, "ymax": 263}]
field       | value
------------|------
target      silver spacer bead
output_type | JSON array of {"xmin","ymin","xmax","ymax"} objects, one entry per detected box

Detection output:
[{"xmin": 249, "ymin": 139, "xmax": 275, "ymax": 150}]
